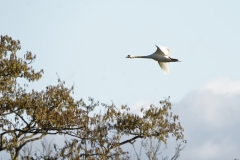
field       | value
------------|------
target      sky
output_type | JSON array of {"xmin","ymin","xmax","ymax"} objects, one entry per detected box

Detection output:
[{"xmin": 1, "ymin": 0, "xmax": 240, "ymax": 159}]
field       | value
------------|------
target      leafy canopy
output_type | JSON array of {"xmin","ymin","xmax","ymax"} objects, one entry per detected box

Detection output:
[{"xmin": 0, "ymin": 35, "xmax": 184, "ymax": 160}]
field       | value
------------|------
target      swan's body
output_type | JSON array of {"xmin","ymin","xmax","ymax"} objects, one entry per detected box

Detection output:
[{"xmin": 126, "ymin": 45, "xmax": 180, "ymax": 74}]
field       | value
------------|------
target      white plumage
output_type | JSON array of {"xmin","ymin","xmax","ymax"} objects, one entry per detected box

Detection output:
[{"xmin": 126, "ymin": 45, "xmax": 180, "ymax": 74}]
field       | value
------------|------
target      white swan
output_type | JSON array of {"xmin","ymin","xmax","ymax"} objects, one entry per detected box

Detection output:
[{"xmin": 126, "ymin": 45, "xmax": 181, "ymax": 74}]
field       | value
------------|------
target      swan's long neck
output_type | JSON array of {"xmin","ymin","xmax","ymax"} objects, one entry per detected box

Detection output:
[{"xmin": 132, "ymin": 55, "xmax": 151, "ymax": 58}]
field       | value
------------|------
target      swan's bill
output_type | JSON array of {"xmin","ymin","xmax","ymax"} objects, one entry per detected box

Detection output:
[{"xmin": 158, "ymin": 62, "xmax": 169, "ymax": 74}]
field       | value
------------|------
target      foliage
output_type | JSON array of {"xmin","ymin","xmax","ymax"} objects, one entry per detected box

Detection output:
[
  {"xmin": 45, "ymin": 98, "xmax": 184, "ymax": 160},
  {"xmin": 0, "ymin": 35, "xmax": 184, "ymax": 160},
  {"xmin": 0, "ymin": 35, "xmax": 88, "ymax": 159}
]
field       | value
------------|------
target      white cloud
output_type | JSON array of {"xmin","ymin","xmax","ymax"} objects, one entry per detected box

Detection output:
[
  {"xmin": 200, "ymin": 77, "xmax": 240, "ymax": 95},
  {"xmin": 129, "ymin": 99, "xmax": 153, "ymax": 116},
  {"xmin": 196, "ymin": 138, "xmax": 238, "ymax": 159},
  {"xmin": 172, "ymin": 77, "xmax": 240, "ymax": 160}
]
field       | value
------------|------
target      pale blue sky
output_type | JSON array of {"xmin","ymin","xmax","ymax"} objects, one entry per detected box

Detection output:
[
  {"xmin": 2, "ymin": 0, "xmax": 240, "ymax": 103},
  {"xmin": 1, "ymin": 1, "xmax": 240, "ymax": 159}
]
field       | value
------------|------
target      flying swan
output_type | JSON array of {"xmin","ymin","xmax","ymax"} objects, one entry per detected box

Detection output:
[{"xmin": 126, "ymin": 45, "xmax": 181, "ymax": 74}]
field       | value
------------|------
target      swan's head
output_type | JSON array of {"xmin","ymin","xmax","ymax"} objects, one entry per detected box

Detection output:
[{"xmin": 126, "ymin": 55, "xmax": 133, "ymax": 58}]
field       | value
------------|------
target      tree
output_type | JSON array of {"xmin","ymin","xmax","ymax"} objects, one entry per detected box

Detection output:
[
  {"xmin": 0, "ymin": 35, "xmax": 184, "ymax": 160},
  {"xmin": 36, "ymin": 98, "xmax": 184, "ymax": 160},
  {"xmin": 0, "ymin": 35, "xmax": 89, "ymax": 159},
  {"xmin": 131, "ymin": 137, "xmax": 186, "ymax": 160},
  {"xmin": 20, "ymin": 138, "xmax": 56, "ymax": 160}
]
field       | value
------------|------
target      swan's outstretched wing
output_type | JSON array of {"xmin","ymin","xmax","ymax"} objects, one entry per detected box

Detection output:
[
  {"xmin": 158, "ymin": 62, "xmax": 169, "ymax": 74},
  {"xmin": 155, "ymin": 45, "xmax": 171, "ymax": 56}
]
